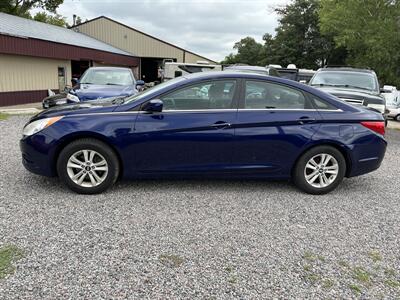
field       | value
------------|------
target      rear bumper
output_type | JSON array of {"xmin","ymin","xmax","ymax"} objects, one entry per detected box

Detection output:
[
  {"xmin": 347, "ymin": 135, "xmax": 387, "ymax": 177},
  {"xmin": 20, "ymin": 133, "xmax": 57, "ymax": 177}
]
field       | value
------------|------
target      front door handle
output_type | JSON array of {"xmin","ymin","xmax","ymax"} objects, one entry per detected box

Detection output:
[
  {"xmin": 211, "ymin": 121, "xmax": 231, "ymax": 129},
  {"xmin": 296, "ymin": 116, "xmax": 316, "ymax": 125}
]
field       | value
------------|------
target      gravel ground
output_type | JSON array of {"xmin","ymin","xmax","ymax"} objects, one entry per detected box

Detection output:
[{"xmin": 0, "ymin": 115, "xmax": 399, "ymax": 299}]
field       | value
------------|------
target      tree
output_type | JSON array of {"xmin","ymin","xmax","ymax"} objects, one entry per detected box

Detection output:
[
  {"xmin": 222, "ymin": 0, "xmax": 346, "ymax": 69},
  {"xmin": 222, "ymin": 37, "xmax": 265, "ymax": 65},
  {"xmin": 33, "ymin": 11, "xmax": 68, "ymax": 27},
  {"xmin": 270, "ymin": 0, "xmax": 342, "ymax": 69},
  {"xmin": 0, "ymin": 0, "xmax": 63, "ymax": 17},
  {"xmin": 320, "ymin": 0, "xmax": 400, "ymax": 86}
]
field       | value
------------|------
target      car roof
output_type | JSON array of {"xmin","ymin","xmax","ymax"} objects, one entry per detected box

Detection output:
[
  {"xmin": 87, "ymin": 67, "xmax": 131, "ymax": 71},
  {"xmin": 318, "ymin": 67, "xmax": 375, "ymax": 74}
]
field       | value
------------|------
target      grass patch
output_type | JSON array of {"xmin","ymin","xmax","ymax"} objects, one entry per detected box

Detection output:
[
  {"xmin": 303, "ymin": 264, "xmax": 312, "ymax": 272},
  {"xmin": 368, "ymin": 250, "xmax": 382, "ymax": 263},
  {"xmin": 384, "ymin": 268, "xmax": 396, "ymax": 277},
  {"xmin": 384, "ymin": 279, "xmax": 400, "ymax": 288},
  {"xmin": 352, "ymin": 266, "xmax": 371, "ymax": 284},
  {"xmin": 304, "ymin": 273, "xmax": 321, "ymax": 283},
  {"xmin": 349, "ymin": 284, "xmax": 362, "ymax": 295},
  {"xmin": 0, "ymin": 113, "xmax": 9, "ymax": 121},
  {"xmin": 338, "ymin": 260, "xmax": 350, "ymax": 268},
  {"xmin": 303, "ymin": 251, "xmax": 325, "ymax": 262},
  {"xmin": 0, "ymin": 245, "xmax": 24, "ymax": 279},
  {"xmin": 322, "ymin": 279, "xmax": 335, "ymax": 289},
  {"xmin": 158, "ymin": 254, "xmax": 184, "ymax": 268}
]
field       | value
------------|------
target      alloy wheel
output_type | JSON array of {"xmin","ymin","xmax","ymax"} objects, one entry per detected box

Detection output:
[
  {"xmin": 66, "ymin": 150, "xmax": 108, "ymax": 187},
  {"xmin": 304, "ymin": 153, "xmax": 339, "ymax": 188}
]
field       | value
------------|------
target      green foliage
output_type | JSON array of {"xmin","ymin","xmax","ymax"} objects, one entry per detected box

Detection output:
[
  {"xmin": 0, "ymin": 0, "xmax": 63, "ymax": 16},
  {"xmin": 0, "ymin": 0, "xmax": 66, "ymax": 27},
  {"xmin": 33, "ymin": 11, "xmax": 68, "ymax": 27},
  {"xmin": 0, "ymin": 245, "xmax": 24, "ymax": 279},
  {"xmin": 223, "ymin": 0, "xmax": 346, "ymax": 69},
  {"xmin": 222, "ymin": 37, "xmax": 265, "ymax": 65},
  {"xmin": 320, "ymin": 0, "xmax": 400, "ymax": 86}
]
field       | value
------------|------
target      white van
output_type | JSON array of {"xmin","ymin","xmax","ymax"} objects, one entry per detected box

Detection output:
[{"xmin": 163, "ymin": 61, "xmax": 222, "ymax": 81}]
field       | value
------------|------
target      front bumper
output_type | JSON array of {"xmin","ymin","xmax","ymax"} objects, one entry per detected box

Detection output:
[{"xmin": 20, "ymin": 133, "xmax": 58, "ymax": 177}]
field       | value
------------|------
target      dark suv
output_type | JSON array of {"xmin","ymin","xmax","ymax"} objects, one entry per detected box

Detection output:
[{"xmin": 309, "ymin": 67, "xmax": 385, "ymax": 115}]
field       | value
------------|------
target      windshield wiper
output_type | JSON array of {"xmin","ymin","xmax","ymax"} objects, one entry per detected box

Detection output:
[
  {"xmin": 106, "ymin": 83, "xmax": 122, "ymax": 86},
  {"xmin": 80, "ymin": 82, "xmax": 93, "ymax": 84},
  {"xmin": 310, "ymin": 83, "xmax": 339, "ymax": 87}
]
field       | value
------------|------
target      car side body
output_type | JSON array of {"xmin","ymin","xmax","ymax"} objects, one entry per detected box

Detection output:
[{"xmin": 20, "ymin": 72, "xmax": 387, "ymax": 194}]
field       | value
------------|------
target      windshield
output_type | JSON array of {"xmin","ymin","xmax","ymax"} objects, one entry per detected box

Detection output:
[
  {"xmin": 310, "ymin": 71, "xmax": 378, "ymax": 91},
  {"xmin": 125, "ymin": 77, "xmax": 186, "ymax": 103},
  {"xmin": 80, "ymin": 69, "xmax": 134, "ymax": 86}
]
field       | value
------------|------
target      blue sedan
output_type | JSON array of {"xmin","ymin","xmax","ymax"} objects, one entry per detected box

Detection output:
[{"xmin": 20, "ymin": 72, "xmax": 387, "ymax": 194}]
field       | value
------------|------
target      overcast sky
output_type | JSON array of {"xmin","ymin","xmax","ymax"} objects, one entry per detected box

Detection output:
[{"xmin": 55, "ymin": 0, "xmax": 290, "ymax": 61}]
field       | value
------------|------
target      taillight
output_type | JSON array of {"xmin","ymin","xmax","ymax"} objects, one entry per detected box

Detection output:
[{"xmin": 361, "ymin": 121, "xmax": 385, "ymax": 136}]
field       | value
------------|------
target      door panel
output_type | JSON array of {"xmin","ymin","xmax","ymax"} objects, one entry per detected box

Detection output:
[
  {"xmin": 232, "ymin": 80, "xmax": 322, "ymax": 177},
  {"xmin": 132, "ymin": 79, "xmax": 239, "ymax": 174},
  {"xmin": 133, "ymin": 111, "xmax": 236, "ymax": 173}
]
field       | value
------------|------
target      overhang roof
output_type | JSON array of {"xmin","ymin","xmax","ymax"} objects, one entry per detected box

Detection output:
[{"xmin": 0, "ymin": 12, "xmax": 134, "ymax": 57}]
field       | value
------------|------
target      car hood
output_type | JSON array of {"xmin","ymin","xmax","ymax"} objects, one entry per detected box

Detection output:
[
  {"xmin": 71, "ymin": 84, "xmax": 135, "ymax": 101},
  {"xmin": 313, "ymin": 86, "xmax": 383, "ymax": 104},
  {"xmin": 31, "ymin": 97, "xmax": 121, "ymax": 121}
]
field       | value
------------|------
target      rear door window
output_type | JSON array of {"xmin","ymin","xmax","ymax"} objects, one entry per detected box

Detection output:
[{"xmin": 244, "ymin": 80, "xmax": 310, "ymax": 109}]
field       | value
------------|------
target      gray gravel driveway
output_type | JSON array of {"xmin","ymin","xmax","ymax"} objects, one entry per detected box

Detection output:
[{"xmin": 0, "ymin": 116, "xmax": 399, "ymax": 299}]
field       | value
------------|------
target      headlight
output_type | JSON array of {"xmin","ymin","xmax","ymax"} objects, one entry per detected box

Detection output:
[
  {"xmin": 22, "ymin": 116, "xmax": 63, "ymax": 136},
  {"xmin": 66, "ymin": 93, "xmax": 80, "ymax": 102},
  {"xmin": 367, "ymin": 104, "xmax": 385, "ymax": 114}
]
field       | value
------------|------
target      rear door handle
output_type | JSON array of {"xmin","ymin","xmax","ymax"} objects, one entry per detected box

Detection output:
[
  {"xmin": 296, "ymin": 116, "xmax": 316, "ymax": 125},
  {"xmin": 211, "ymin": 121, "xmax": 231, "ymax": 129}
]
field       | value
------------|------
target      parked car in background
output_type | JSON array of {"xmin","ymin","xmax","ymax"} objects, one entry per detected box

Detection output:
[
  {"xmin": 66, "ymin": 67, "xmax": 144, "ymax": 104},
  {"xmin": 42, "ymin": 91, "xmax": 68, "ymax": 109},
  {"xmin": 223, "ymin": 65, "xmax": 280, "ymax": 77},
  {"xmin": 163, "ymin": 61, "xmax": 222, "ymax": 81},
  {"xmin": 270, "ymin": 64, "xmax": 316, "ymax": 83},
  {"xmin": 21, "ymin": 72, "xmax": 386, "ymax": 195},
  {"xmin": 387, "ymin": 104, "xmax": 400, "ymax": 121},
  {"xmin": 381, "ymin": 85, "xmax": 399, "ymax": 106},
  {"xmin": 309, "ymin": 67, "xmax": 386, "ymax": 116}
]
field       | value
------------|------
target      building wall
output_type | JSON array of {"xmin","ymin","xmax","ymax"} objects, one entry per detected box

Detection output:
[
  {"xmin": 0, "ymin": 54, "xmax": 71, "ymax": 92},
  {"xmin": 75, "ymin": 18, "xmax": 214, "ymax": 64}
]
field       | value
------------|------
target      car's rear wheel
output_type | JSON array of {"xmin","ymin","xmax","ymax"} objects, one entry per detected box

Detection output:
[
  {"xmin": 395, "ymin": 115, "xmax": 400, "ymax": 122},
  {"xmin": 57, "ymin": 139, "xmax": 119, "ymax": 194},
  {"xmin": 293, "ymin": 146, "xmax": 346, "ymax": 195}
]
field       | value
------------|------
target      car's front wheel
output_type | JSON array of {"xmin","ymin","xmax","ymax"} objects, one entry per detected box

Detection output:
[
  {"xmin": 293, "ymin": 146, "xmax": 346, "ymax": 195},
  {"xmin": 395, "ymin": 115, "xmax": 400, "ymax": 122},
  {"xmin": 57, "ymin": 139, "xmax": 119, "ymax": 194}
]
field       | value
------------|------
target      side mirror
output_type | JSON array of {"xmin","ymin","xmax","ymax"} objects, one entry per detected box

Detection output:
[
  {"xmin": 136, "ymin": 80, "xmax": 145, "ymax": 87},
  {"xmin": 71, "ymin": 77, "xmax": 79, "ymax": 86},
  {"xmin": 143, "ymin": 99, "xmax": 163, "ymax": 113}
]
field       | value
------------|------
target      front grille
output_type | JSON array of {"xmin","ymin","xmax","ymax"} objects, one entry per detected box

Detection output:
[{"xmin": 339, "ymin": 98, "xmax": 365, "ymax": 105}]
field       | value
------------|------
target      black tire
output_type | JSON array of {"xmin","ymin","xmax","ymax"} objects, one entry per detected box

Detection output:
[
  {"xmin": 293, "ymin": 145, "xmax": 346, "ymax": 195},
  {"xmin": 57, "ymin": 138, "xmax": 119, "ymax": 194},
  {"xmin": 395, "ymin": 115, "xmax": 400, "ymax": 122}
]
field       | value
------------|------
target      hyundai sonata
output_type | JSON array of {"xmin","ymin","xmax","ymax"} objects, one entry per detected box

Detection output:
[{"xmin": 20, "ymin": 72, "xmax": 386, "ymax": 194}]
